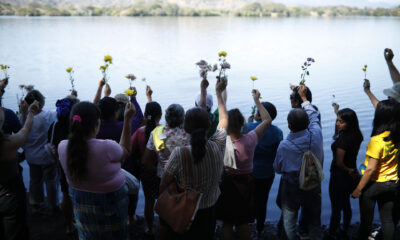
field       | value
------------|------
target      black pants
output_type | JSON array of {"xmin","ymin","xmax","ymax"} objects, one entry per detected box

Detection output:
[
  {"xmin": 160, "ymin": 205, "xmax": 216, "ymax": 240},
  {"xmin": 0, "ymin": 176, "xmax": 29, "ymax": 240},
  {"xmin": 329, "ymin": 170, "xmax": 357, "ymax": 235},
  {"xmin": 254, "ymin": 176, "xmax": 274, "ymax": 232},
  {"xmin": 358, "ymin": 181, "xmax": 398, "ymax": 240}
]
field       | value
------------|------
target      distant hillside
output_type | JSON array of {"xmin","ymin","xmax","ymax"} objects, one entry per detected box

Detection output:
[
  {"xmin": 0, "ymin": 0, "xmax": 247, "ymax": 10},
  {"xmin": 1, "ymin": 0, "xmax": 399, "ymax": 16},
  {"xmin": 1, "ymin": 0, "xmax": 399, "ymax": 8}
]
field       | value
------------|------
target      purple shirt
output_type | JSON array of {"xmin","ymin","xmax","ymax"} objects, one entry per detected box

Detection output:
[
  {"xmin": 225, "ymin": 130, "xmax": 258, "ymax": 175},
  {"xmin": 97, "ymin": 96, "xmax": 143, "ymax": 142},
  {"xmin": 58, "ymin": 139, "xmax": 125, "ymax": 193}
]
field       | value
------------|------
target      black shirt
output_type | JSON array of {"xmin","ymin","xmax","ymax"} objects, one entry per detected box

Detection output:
[{"xmin": 330, "ymin": 131, "xmax": 361, "ymax": 171}]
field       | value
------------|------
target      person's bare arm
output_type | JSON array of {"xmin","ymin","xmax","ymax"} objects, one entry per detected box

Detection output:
[
  {"xmin": 19, "ymin": 100, "xmax": 29, "ymax": 125},
  {"xmin": 119, "ymin": 102, "xmax": 136, "ymax": 162},
  {"xmin": 252, "ymin": 89, "xmax": 272, "ymax": 141},
  {"xmin": 5, "ymin": 101, "xmax": 40, "ymax": 155},
  {"xmin": 216, "ymin": 78, "xmax": 228, "ymax": 129},
  {"xmin": 335, "ymin": 148, "xmax": 355, "ymax": 175},
  {"xmin": 351, "ymin": 157, "xmax": 378, "ymax": 198},
  {"xmin": 146, "ymin": 85, "xmax": 153, "ymax": 102},
  {"xmin": 332, "ymin": 103, "xmax": 339, "ymax": 115},
  {"xmin": 93, "ymin": 78, "xmax": 105, "ymax": 104},
  {"xmin": 363, "ymin": 79, "xmax": 379, "ymax": 109},
  {"xmin": 159, "ymin": 172, "xmax": 174, "ymax": 194},
  {"xmin": 199, "ymin": 79, "xmax": 209, "ymax": 110},
  {"xmin": 104, "ymin": 84, "xmax": 111, "ymax": 97},
  {"xmin": 384, "ymin": 48, "xmax": 400, "ymax": 84}
]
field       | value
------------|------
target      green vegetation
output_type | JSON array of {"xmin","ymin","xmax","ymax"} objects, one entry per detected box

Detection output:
[{"xmin": 0, "ymin": 2, "xmax": 399, "ymax": 17}]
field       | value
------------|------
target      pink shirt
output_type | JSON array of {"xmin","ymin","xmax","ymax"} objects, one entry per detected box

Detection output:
[
  {"xmin": 58, "ymin": 139, "xmax": 125, "ymax": 193},
  {"xmin": 225, "ymin": 131, "xmax": 258, "ymax": 175}
]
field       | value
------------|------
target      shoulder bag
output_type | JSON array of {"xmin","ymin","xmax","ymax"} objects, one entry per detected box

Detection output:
[{"xmin": 154, "ymin": 147, "xmax": 202, "ymax": 233}]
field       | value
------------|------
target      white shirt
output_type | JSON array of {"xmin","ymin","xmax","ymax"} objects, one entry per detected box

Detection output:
[{"xmin": 23, "ymin": 110, "xmax": 57, "ymax": 165}]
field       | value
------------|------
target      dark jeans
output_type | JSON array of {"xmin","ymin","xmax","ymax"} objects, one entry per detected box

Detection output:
[
  {"xmin": 28, "ymin": 163, "xmax": 59, "ymax": 209},
  {"xmin": 358, "ymin": 181, "xmax": 398, "ymax": 240},
  {"xmin": 329, "ymin": 170, "xmax": 357, "ymax": 235},
  {"xmin": 254, "ymin": 176, "xmax": 274, "ymax": 232},
  {"xmin": 160, "ymin": 205, "xmax": 216, "ymax": 240},
  {"xmin": 281, "ymin": 179, "xmax": 322, "ymax": 240},
  {"xmin": 0, "ymin": 176, "xmax": 29, "ymax": 240}
]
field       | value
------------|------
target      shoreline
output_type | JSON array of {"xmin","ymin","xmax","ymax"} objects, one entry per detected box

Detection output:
[{"xmin": 28, "ymin": 204, "xmax": 384, "ymax": 240}]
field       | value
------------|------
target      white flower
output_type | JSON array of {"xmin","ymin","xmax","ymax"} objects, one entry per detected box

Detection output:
[{"xmin": 221, "ymin": 62, "xmax": 231, "ymax": 69}]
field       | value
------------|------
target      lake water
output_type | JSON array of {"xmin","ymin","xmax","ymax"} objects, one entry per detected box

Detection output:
[{"xmin": 1, "ymin": 16, "xmax": 400, "ymax": 224}]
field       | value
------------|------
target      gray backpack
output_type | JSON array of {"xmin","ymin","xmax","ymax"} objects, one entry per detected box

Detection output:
[{"xmin": 288, "ymin": 134, "xmax": 324, "ymax": 190}]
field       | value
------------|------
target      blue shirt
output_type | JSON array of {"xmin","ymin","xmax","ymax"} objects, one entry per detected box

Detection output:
[
  {"xmin": 247, "ymin": 122, "xmax": 283, "ymax": 179},
  {"xmin": 273, "ymin": 101, "xmax": 324, "ymax": 181},
  {"xmin": 1, "ymin": 108, "xmax": 22, "ymax": 135}
]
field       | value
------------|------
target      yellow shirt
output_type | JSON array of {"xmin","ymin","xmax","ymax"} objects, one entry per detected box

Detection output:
[{"xmin": 362, "ymin": 131, "xmax": 399, "ymax": 182}]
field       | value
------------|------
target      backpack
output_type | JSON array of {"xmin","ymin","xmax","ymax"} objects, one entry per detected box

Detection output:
[{"xmin": 288, "ymin": 133, "xmax": 324, "ymax": 190}]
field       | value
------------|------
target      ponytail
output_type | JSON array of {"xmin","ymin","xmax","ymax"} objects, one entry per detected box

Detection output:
[
  {"xmin": 144, "ymin": 102, "xmax": 162, "ymax": 141},
  {"xmin": 67, "ymin": 102, "xmax": 100, "ymax": 183},
  {"xmin": 184, "ymin": 107, "xmax": 210, "ymax": 164},
  {"xmin": 190, "ymin": 128, "xmax": 207, "ymax": 163},
  {"xmin": 67, "ymin": 120, "xmax": 89, "ymax": 182}
]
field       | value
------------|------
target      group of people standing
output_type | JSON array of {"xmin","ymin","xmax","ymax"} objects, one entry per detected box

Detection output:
[{"xmin": 0, "ymin": 48, "xmax": 400, "ymax": 240}]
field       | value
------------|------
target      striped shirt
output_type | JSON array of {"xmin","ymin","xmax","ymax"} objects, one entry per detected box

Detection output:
[{"xmin": 164, "ymin": 128, "xmax": 226, "ymax": 209}]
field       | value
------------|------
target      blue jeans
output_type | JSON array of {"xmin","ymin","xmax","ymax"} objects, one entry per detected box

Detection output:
[{"xmin": 281, "ymin": 179, "xmax": 322, "ymax": 240}]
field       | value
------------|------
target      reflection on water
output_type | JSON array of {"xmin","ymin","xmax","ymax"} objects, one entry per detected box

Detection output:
[{"xmin": 2, "ymin": 16, "xmax": 400, "ymax": 224}]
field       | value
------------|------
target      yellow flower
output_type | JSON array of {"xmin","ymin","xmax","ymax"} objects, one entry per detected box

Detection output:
[
  {"xmin": 218, "ymin": 51, "xmax": 227, "ymax": 57},
  {"xmin": 250, "ymin": 76, "xmax": 258, "ymax": 81},
  {"xmin": 66, "ymin": 67, "xmax": 73, "ymax": 73},
  {"xmin": 99, "ymin": 65, "xmax": 106, "ymax": 72},
  {"xmin": 124, "ymin": 89, "xmax": 136, "ymax": 96},
  {"xmin": 1, "ymin": 65, "xmax": 9, "ymax": 70},
  {"xmin": 364, "ymin": 64, "xmax": 368, "ymax": 68},
  {"xmin": 362, "ymin": 68, "xmax": 366, "ymax": 72},
  {"xmin": 104, "ymin": 55, "xmax": 113, "ymax": 64}
]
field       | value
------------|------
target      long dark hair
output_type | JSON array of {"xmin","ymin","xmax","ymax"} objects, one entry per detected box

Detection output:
[
  {"xmin": 371, "ymin": 99, "xmax": 400, "ymax": 145},
  {"xmin": 333, "ymin": 108, "xmax": 363, "ymax": 144},
  {"xmin": 67, "ymin": 102, "xmax": 100, "ymax": 182},
  {"xmin": 227, "ymin": 108, "xmax": 244, "ymax": 135},
  {"xmin": 184, "ymin": 107, "xmax": 210, "ymax": 163},
  {"xmin": 144, "ymin": 101, "xmax": 162, "ymax": 141}
]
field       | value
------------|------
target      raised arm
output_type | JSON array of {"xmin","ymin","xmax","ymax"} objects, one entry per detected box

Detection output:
[
  {"xmin": 129, "ymin": 87, "xmax": 144, "ymax": 134},
  {"xmin": 332, "ymin": 103, "xmax": 339, "ymax": 115},
  {"xmin": 216, "ymin": 78, "xmax": 228, "ymax": 129},
  {"xmin": 0, "ymin": 78, "xmax": 8, "ymax": 106},
  {"xmin": 93, "ymin": 78, "xmax": 105, "ymax": 104},
  {"xmin": 6, "ymin": 101, "xmax": 40, "ymax": 154},
  {"xmin": 363, "ymin": 79, "xmax": 379, "ymax": 109},
  {"xmin": 146, "ymin": 85, "xmax": 153, "ymax": 102},
  {"xmin": 252, "ymin": 89, "xmax": 271, "ymax": 141},
  {"xmin": 199, "ymin": 79, "xmax": 209, "ymax": 110},
  {"xmin": 298, "ymin": 85, "xmax": 320, "ymax": 129},
  {"xmin": 384, "ymin": 48, "xmax": 400, "ymax": 84},
  {"xmin": 119, "ymin": 102, "xmax": 136, "ymax": 162}
]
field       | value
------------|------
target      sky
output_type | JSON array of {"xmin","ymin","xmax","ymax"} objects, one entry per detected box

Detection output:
[{"xmin": 272, "ymin": 0, "xmax": 400, "ymax": 7}]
